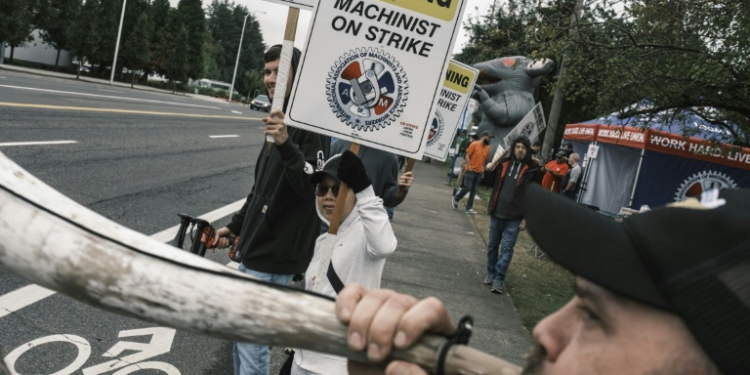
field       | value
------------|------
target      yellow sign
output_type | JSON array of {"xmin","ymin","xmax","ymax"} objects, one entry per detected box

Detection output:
[
  {"xmin": 379, "ymin": 0, "xmax": 459, "ymax": 22},
  {"xmin": 444, "ymin": 62, "xmax": 476, "ymax": 94}
]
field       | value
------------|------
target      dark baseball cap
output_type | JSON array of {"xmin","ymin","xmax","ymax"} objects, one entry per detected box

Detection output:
[
  {"xmin": 555, "ymin": 149, "xmax": 567, "ymax": 157},
  {"xmin": 481, "ymin": 131, "xmax": 494, "ymax": 138},
  {"xmin": 525, "ymin": 184, "xmax": 750, "ymax": 375},
  {"xmin": 310, "ymin": 153, "xmax": 341, "ymax": 184}
]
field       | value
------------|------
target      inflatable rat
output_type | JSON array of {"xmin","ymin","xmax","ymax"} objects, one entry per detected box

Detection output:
[{"xmin": 472, "ymin": 56, "xmax": 554, "ymax": 155}]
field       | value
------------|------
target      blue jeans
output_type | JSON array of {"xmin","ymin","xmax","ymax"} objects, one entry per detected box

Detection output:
[
  {"xmin": 454, "ymin": 171, "xmax": 481, "ymax": 210},
  {"xmin": 486, "ymin": 217, "xmax": 521, "ymax": 283},
  {"xmin": 233, "ymin": 264, "xmax": 294, "ymax": 375}
]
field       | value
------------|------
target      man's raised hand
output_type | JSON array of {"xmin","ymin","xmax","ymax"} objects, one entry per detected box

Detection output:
[{"xmin": 263, "ymin": 109, "xmax": 289, "ymax": 145}]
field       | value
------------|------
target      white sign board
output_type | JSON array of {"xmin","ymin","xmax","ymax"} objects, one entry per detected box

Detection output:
[
  {"xmin": 460, "ymin": 98, "xmax": 478, "ymax": 130},
  {"xmin": 587, "ymin": 144, "xmax": 599, "ymax": 159},
  {"xmin": 502, "ymin": 102, "xmax": 547, "ymax": 149},
  {"xmin": 286, "ymin": 0, "xmax": 469, "ymax": 158},
  {"xmin": 261, "ymin": 0, "xmax": 315, "ymax": 10},
  {"xmin": 424, "ymin": 60, "xmax": 478, "ymax": 161}
]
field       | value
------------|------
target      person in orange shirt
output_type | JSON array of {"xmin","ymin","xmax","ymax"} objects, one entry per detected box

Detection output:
[
  {"xmin": 541, "ymin": 150, "xmax": 570, "ymax": 193},
  {"xmin": 452, "ymin": 132, "xmax": 491, "ymax": 214}
]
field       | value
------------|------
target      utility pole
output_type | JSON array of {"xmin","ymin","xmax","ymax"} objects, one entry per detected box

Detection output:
[
  {"xmin": 110, "ymin": 0, "xmax": 127, "ymax": 85},
  {"xmin": 229, "ymin": 11, "xmax": 265, "ymax": 103},
  {"xmin": 542, "ymin": 0, "xmax": 585, "ymax": 158}
]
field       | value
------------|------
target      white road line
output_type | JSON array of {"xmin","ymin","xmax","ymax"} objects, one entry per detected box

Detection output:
[
  {"xmin": 0, "ymin": 77, "xmax": 6, "ymax": 79},
  {"xmin": 0, "ymin": 286, "xmax": 57, "ymax": 319},
  {"xmin": 209, "ymin": 135, "xmax": 239, "ymax": 139},
  {"xmin": 98, "ymin": 88, "xmax": 124, "ymax": 94},
  {"xmin": 0, "ymin": 198, "xmax": 246, "ymax": 317},
  {"xmin": 0, "ymin": 140, "xmax": 77, "ymax": 147},
  {"xmin": 230, "ymin": 110, "xmax": 243, "ymax": 114},
  {"xmin": 0, "ymin": 84, "xmax": 222, "ymax": 110}
]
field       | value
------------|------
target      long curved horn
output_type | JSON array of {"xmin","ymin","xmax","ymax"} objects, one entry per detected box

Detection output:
[{"xmin": 0, "ymin": 152, "xmax": 520, "ymax": 375}]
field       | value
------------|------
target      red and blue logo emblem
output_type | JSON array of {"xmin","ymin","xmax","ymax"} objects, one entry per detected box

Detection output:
[{"xmin": 327, "ymin": 48, "xmax": 408, "ymax": 131}]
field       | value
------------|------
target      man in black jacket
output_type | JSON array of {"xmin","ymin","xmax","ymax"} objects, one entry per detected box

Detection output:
[
  {"xmin": 484, "ymin": 135, "xmax": 542, "ymax": 294},
  {"xmin": 214, "ymin": 45, "xmax": 329, "ymax": 375}
]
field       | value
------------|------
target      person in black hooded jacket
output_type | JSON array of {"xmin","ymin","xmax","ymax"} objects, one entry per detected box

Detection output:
[
  {"xmin": 483, "ymin": 135, "xmax": 542, "ymax": 294},
  {"xmin": 213, "ymin": 45, "xmax": 330, "ymax": 375}
]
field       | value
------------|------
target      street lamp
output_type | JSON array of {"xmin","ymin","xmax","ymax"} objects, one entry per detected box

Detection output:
[
  {"xmin": 110, "ymin": 0, "xmax": 127, "ymax": 85},
  {"xmin": 228, "ymin": 11, "xmax": 266, "ymax": 103}
]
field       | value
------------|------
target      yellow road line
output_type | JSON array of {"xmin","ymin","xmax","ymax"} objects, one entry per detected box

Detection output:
[{"xmin": 0, "ymin": 102, "xmax": 263, "ymax": 121}]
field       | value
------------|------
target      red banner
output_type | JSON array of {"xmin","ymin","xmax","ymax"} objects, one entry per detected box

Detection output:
[
  {"xmin": 645, "ymin": 130, "xmax": 750, "ymax": 171},
  {"xmin": 563, "ymin": 123, "xmax": 750, "ymax": 171},
  {"xmin": 563, "ymin": 124, "xmax": 598, "ymax": 142},
  {"xmin": 595, "ymin": 125, "xmax": 646, "ymax": 149}
]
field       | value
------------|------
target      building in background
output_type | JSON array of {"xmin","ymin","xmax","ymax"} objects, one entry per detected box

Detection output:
[{"xmin": 1, "ymin": 29, "xmax": 72, "ymax": 67}]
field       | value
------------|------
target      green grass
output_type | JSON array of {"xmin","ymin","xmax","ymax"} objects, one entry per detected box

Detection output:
[{"xmin": 464, "ymin": 187, "xmax": 574, "ymax": 333}]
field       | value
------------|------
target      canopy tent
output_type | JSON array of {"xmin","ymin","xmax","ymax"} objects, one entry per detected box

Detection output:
[{"xmin": 563, "ymin": 113, "xmax": 750, "ymax": 214}]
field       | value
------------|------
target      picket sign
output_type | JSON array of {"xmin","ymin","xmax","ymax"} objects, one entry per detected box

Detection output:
[
  {"xmin": 286, "ymin": 0, "xmax": 470, "ymax": 159},
  {"xmin": 0, "ymin": 151, "xmax": 520, "ymax": 375},
  {"xmin": 424, "ymin": 60, "xmax": 479, "ymax": 162},
  {"xmin": 266, "ymin": 5, "xmax": 303, "ymax": 154},
  {"xmin": 501, "ymin": 102, "xmax": 547, "ymax": 149},
  {"xmin": 261, "ymin": 0, "xmax": 314, "ymax": 10}
]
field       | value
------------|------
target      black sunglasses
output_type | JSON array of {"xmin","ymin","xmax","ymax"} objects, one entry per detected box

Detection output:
[{"xmin": 315, "ymin": 183, "xmax": 341, "ymax": 197}]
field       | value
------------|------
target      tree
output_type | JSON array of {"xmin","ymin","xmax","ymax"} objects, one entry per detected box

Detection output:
[
  {"xmin": 36, "ymin": 0, "xmax": 83, "ymax": 69},
  {"xmin": 122, "ymin": 11, "xmax": 152, "ymax": 87},
  {"xmin": 149, "ymin": 0, "xmax": 170, "ymax": 74},
  {"xmin": 176, "ymin": 0, "xmax": 205, "ymax": 80},
  {"xmin": 166, "ymin": 25, "xmax": 189, "ymax": 92},
  {"xmin": 68, "ymin": 0, "xmax": 101, "ymax": 79},
  {"xmin": 0, "ymin": 0, "xmax": 35, "ymax": 63},
  {"xmin": 540, "ymin": 0, "xmax": 750, "ymax": 145},
  {"xmin": 91, "ymin": 0, "xmax": 121, "ymax": 75},
  {"xmin": 205, "ymin": 0, "xmax": 265, "ymax": 94}
]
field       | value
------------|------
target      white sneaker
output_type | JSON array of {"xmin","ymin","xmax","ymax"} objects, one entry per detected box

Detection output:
[
  {"xmin": 452, "ymin": 196, "xmax": 459, "ymax": 210},
  {"xmin": 465, "ymin": 209, "xmax": 477, "ymax": 215}
]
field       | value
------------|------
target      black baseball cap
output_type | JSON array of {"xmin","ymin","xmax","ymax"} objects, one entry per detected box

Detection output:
[
  {"xmin": 310, "ymin": 154, "xmax": 341, "ymax": 184},
  {"xmin": 525, "ymin": 184, "xmax": 750, "ymax": 375},
  {"xmin": 481, "ymin": 131, "xmax": 494, "ymax": 138},
  {"xmin": 555, "ymin": 149, "xmax": 567, "ymax": 157}
]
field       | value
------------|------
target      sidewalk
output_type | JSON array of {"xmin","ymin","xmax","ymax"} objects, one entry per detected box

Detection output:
[
  {"xmin": 0, "ymin": 63, "xmax": 236, "ymax": 105},
  {"xmin": 383, "ymin": 160, "xmax": 533, "ymax": 364}
]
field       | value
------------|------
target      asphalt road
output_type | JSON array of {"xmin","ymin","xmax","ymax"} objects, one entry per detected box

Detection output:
[{"xmin": 0, "ymin": 71, "xmax": 274, "ymax": 374}]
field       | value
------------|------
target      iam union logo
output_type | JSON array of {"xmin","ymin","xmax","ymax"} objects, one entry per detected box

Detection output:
[
  {"xmin": 427, "ymin": 110, "xmax": 444, "ymax": 147},
  {"xmin": 674, "ymin": 170, "xmax": 737, "ymax": 202},
  {"xmin": 326, "ymin": 48, "xmax": 408, "ymax": 132}
]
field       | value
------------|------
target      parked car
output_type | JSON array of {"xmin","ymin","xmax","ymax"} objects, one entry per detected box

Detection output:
[{"xmin": 250, "ymin": 95, "xmax": 271, "ymax": 112}]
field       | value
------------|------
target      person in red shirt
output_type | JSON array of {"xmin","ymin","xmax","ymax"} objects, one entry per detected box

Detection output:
[
  {"xmin": 541, "ymin": 150, "xmax": 570, "ymax": 193},
  {"xmin": 452, "ymin": 132, "xmax": 491, "ymax": 214}
]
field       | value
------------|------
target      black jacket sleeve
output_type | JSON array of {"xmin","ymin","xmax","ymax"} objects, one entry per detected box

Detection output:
[
  {"xmin": 225, "ymin": 149, "xmax": 264, "ymax": 235},
  {"xmin": 277, "ymin": 130, "xmax": 328, "ymax": 199}
]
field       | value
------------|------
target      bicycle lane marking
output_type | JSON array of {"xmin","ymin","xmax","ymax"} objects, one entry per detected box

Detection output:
[{"xmin": 0, "ymin": 198, "xmax": 246, "ymax": 319}]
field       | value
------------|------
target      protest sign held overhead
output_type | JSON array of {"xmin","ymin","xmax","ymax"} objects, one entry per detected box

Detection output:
[
  {"xmin": 424, "ymin": 60, "xmax": 478, "ymax": 161},
  {"xmin": 502, "ymin": 103, "xmax": 547, "ymax": 148},
  {"xmin": 261, "ymin": 0, "xmax": 315, "ymax": 10},
  {"xmin": 286, "ymin": 0, "xmax": 469, "ymax": 158}
]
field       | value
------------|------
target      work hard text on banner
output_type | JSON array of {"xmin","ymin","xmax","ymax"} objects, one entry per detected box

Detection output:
[
  {"xmin": 424, "ymin": 60, "xmax": 478, "ymax": 161},
  {"xmin": 502, "ymin": 102, "xmax": 547, "ymax": 149},
  {"xmin": 286, "ymin": 0, "xmax": 468, "ymax": 158},
  {"xmin": 261, "ymin": 0, "xmax": 315, "ymax": 10}
]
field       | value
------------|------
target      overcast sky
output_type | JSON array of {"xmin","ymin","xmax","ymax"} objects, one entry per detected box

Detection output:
[{"xmin": 174, "ymin": 0, "xmax": 496, "ymax": 55}]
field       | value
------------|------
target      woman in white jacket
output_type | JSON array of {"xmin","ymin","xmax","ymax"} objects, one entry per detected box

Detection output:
[{"xmin": 291, "ymin": 150, "xmax": 398, "ymax": 375}]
